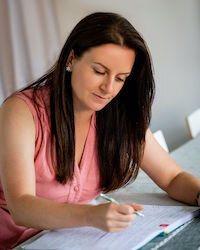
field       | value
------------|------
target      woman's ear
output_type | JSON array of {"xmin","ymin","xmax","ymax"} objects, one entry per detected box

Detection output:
[{"xmin": 66, "ymin": 50, "xmax": 75, "ymax": 68}]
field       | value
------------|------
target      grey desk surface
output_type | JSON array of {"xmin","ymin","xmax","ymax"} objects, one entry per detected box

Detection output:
[{"xmin": 15, "ymin": 137, "xmax": 200, "ymax": 250}]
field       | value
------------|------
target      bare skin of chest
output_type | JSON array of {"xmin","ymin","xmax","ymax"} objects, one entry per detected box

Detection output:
[{"xmin": 75, "ymin": 122, "xmax": 90, "ymax": 167}]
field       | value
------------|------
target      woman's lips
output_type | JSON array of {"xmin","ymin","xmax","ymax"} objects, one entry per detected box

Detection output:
[{"xmin": 93, "ymin": 93, "xmax": 109, "ymax": 102}]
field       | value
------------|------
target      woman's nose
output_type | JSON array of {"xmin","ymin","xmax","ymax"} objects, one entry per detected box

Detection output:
[{"xmin": 100, "ymin": 76, "xmax": 114, "ymax": 93}]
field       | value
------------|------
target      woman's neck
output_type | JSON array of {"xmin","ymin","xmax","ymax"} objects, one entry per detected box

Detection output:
[{"xmin": 74, "ymin": 110, "xmax": 94, "ymax": 125}]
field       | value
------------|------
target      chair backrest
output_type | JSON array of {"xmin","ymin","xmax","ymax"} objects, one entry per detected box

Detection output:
[
  {"xmin": 186, "ymin": 108, "xmax": 200, "ymax": 139},
  {"xmin": 153, "ymin": 130, "xmax": 169, "ymax": 152}
]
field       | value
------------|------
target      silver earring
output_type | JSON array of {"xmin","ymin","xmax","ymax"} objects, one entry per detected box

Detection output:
[{"xmin": 66, "ymin": 66, "xmax": 71, "ymax": 72}]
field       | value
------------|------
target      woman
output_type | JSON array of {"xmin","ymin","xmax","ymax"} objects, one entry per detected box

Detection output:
[{"xmin": 0, "ymin": 12, "xmax": 200, "ymax": 249}]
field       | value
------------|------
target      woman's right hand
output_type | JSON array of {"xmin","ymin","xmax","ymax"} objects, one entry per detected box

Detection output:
[{"xmin": 85, "ymin": 202, "xmax": 143, "ymax": 232}]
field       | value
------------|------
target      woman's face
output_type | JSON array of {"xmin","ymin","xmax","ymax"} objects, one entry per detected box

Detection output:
[{"xmin": 70, "ymin": 43, "xmax": 136, "ymax": 113}]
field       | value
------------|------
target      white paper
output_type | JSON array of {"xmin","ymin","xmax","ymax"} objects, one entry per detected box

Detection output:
[{"xmin": 21, "ymin": 205, "xmax": 199, "ymax": 250}]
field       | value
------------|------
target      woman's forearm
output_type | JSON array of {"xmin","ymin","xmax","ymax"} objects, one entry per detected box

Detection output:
[
  {"xmin": 166, "ymin": 171, "xmax": 200, "ymax": 205},
  {"xmin": 9, "ymin": 194, "xmax": 91, "ymax": 230}
]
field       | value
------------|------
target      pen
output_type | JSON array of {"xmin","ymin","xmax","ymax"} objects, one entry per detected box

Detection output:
[{"xmin": 100, "ymin": 193, "xmax": 144, "ymax": 217}]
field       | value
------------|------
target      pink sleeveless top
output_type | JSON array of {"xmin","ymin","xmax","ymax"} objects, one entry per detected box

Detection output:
[{"xmin": 0, "ymin": 87, "xmax": 101, "ymax": 249}]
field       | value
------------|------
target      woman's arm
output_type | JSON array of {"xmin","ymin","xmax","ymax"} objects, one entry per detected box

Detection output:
[
  {"xmin": 141, "ymin": 129, "xmax": 200, "ymax": 206},
  {"xmin": 0, "ymin": 97, "xmax": 142, "ymax": 232}
]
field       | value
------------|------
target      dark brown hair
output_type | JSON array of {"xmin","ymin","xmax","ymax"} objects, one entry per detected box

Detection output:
[{"xmin": 21, "ymin": 12, "xmax": 155, "ymax": 192}]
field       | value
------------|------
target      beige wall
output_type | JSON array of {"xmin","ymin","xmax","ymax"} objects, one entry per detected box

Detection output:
[{"xmin": 55, "ymin": 0, "xmax": 200, "ymax": 150}]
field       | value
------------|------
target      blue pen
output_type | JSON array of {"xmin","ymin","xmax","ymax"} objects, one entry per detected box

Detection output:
[{"xmin": 100, "ymin": 193, "xmax": 144, "ymax": 217}]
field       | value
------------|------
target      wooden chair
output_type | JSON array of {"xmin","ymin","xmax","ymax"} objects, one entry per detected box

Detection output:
[
  {"xmin": 153, "ymin": 130, "xmax": 169, "ymax": 152},
  {"xmin": 186, "ymin": 108, "xmax": 200, "ymax": 139}
]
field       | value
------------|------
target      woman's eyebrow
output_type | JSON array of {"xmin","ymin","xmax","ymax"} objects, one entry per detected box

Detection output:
[{"xmin": 93, "ymin": 62, "xmax": 130, "ymax": 75}]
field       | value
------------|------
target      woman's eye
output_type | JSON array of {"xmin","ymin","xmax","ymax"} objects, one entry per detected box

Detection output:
[
  {"xmin": 117, "ymin": 78, "xmax": 125, "ymax": 82},
  {"xmin": 94, "ymin": 69, "xmax": 105, "ymax": 75}
]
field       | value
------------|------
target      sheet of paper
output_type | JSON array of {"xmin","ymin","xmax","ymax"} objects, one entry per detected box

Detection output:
[{"xmin": 22, "ymin": 205, "xmax": 199, "ymax": 250}]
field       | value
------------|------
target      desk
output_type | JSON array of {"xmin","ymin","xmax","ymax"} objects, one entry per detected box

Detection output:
[{"xmin": 14, "ymin": 137, "xmax": 200, "ymax": 249}]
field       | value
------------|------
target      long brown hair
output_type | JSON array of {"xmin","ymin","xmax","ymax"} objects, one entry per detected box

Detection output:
[{"xmin": 21, "ymin": 12, "xmax": 155, "ymax": 192}]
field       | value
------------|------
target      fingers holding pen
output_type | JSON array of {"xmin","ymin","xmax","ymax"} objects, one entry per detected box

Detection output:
[
  {"xmin": 99, "ymin": 193, "xmax": 144, "ymax": 216},
  {"xmin": 112, "ymin": 203, "xmax": 137, "ymax": 222},
  {"xmin": 127, "ymin": 203, "xmax": 144, "ymax": 214},
  {"xmin": 86, "ymin": 202, "xmax": 139, "ymax": 232},
  {"xmin": 117, "ymin": 202, "xmax": 143, "ymax": 215}
]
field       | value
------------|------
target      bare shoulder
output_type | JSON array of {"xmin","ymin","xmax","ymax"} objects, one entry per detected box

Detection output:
[
  {"xmin": 0, "ymin": 95, "xmax": 34, "ymax": 121},
  {"xmin": 0, "ymin": 95, "xmax": 35, "ymax": 137}
]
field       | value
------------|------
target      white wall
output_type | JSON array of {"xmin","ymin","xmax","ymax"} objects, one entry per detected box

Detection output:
[{"xmin": 55, "ymin": 0, "xmax": 200, "ymax": 150}]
